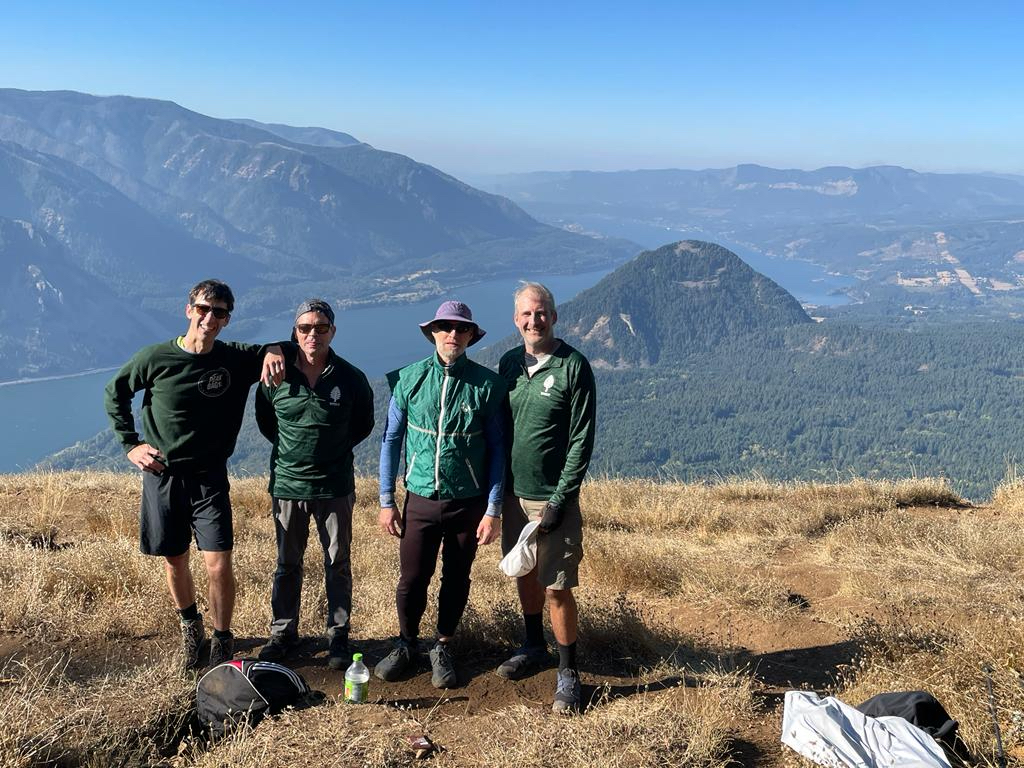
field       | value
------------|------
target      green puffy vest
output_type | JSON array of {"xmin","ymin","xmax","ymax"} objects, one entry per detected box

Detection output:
[{"xmin": 389, "ymin": 354, "xmax": 505, "ymax": 500}]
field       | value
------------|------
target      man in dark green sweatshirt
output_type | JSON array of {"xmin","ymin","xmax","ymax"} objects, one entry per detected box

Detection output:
[
  {"xmin": 104, "ymin": 279, "xmax": 284, "ymax": 670},
  {"xmin": 255, "ymin": 299, "xmax": 374, "ymax": 670},
  {"xmin": 496, "ymin": 282, "xmax": 596, "ymax": 714}
]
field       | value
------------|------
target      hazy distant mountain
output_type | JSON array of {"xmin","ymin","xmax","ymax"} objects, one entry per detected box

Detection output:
[
  {"xmin": 0, "ymin": 216, "xmax": 169, "ymax": 376},
  {"xmin": 0, "ymin": 89, "xmax": 634, "ymax": 375},
  {"xmin": 230, "ymin": 119, "xmax": 362, "ymax": 148},
  {"xmin": 480, "ymin": 164, "xmax": 1024, "ymax": 222},
  {"xmin": 476, "ymin": 165, "xmax": 1024, "ymax": 318}
]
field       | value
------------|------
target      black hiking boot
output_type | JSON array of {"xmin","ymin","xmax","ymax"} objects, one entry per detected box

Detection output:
[
  {"xmin": 208, "ymin": 631, "xmax": 235, "ymax": 667},
  {"xmin": 327, "ymin": 633, "xmax": 350, "ymax": 671},
  {"xmin": 258, "ymin": 633, "xmax": 298, "ymax": 662}
]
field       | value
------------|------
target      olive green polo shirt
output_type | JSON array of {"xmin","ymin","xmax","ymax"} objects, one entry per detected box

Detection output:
[
  {"xmin": 256, "ymin": 347, "xmax": 374, "ymax": 499},
  {"xmin": 499, "ymin": 340, "xmax": 596, "ymax": 506}
]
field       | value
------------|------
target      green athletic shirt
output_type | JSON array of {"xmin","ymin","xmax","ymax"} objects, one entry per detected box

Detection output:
[
  {"xmin": 499, "ymin": 340, "xmax": 596, "ymax": 507},
  {"xmin": 255, "ymin": 347, "xmax": 374, "ymax": 499},
  {"xmin": 104, "ymin": 339, "xmax": 264, "ymax": 470}
]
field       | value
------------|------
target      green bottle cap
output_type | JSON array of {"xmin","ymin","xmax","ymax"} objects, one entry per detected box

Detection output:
[{"xmin": 352, "ymin": 653, "xmax": 363, "ymax": 662}]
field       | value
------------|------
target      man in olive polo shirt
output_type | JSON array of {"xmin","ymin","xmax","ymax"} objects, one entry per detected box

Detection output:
[
  {"xmin": 496, "ymin": 282, "xmax": 596, "ymax": 714},
  {"xmin": 255, "ymin": 299, "xmax": 374, "ymax": 669}
]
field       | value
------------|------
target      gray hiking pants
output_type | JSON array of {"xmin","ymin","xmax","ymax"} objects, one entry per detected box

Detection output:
[{"xmin": 270, "ymin": 494, "xmax": 354, "ymax": 641}]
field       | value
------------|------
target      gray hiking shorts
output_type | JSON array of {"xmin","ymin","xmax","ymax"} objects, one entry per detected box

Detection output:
[
  {"xmin": 140, "ymin": 467, "xmax": 232, "ymax": 556},
  {"xmin": 501, "ymin": 496, "xmax": 583, "ymax": 590}
]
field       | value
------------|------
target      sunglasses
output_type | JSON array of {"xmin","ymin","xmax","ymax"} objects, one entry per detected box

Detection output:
[
  {"xmin": 192, "ymin": 303, "xmax": 230, "ymax": 320},
  {"xmin": 295, "ymin": 323, "xmax": 332, "ymax": 335},
  {"xmin": 432, "ymin": 321, "xmax": 474, "ymax": 335}
]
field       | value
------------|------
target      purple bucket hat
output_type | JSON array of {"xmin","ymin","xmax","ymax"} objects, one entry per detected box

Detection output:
[{"xmin": 419, "ymin": 300, "xmax": 486, "ymax": 346}]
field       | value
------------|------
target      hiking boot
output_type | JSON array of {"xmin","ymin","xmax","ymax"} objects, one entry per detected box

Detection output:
[
  {"xmin": 208, "ymin": 631, "xmax": 235, "ymax": 667},
  {"xmin": 495, "ymin": 644, "xmax": 552, "ymax": 680},
  {"xmin": 429, "ymin": 640, "xmax": 458, "ymax": 689},
  {"xmin": 374, "ymin": 637, "xmax": 416, "ymax": 682},
  {"xmin": 552, "ymin": 668, "xmax": 581, "ymax": 714},
  {"xmin": 327, "ymin": 634, "xmax": 350, "ymax": 671},
  {"xmin": 180, "ymin": 617, "xmax": 205, "ymax": 671},
  {"xmin": 258, "ymin": 633, "xmax": 298, "ymax": 662}
]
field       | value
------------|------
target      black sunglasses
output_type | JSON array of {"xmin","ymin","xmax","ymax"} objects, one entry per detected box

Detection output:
[
  {"xmin": 192, "ymin": 303, "xmax": 230, "ymax": 320},
  {"xmin": 295, "ymin": 323, "xmax": 332, "ymax": 335},
  {"xmin": 432, "ymin": 321, "xmax": 474, "ymax": 334}
]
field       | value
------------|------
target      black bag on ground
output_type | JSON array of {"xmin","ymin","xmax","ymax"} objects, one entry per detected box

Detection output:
[
  {"xmin": 197, "ymin": 659, "xmax": 312, "ymax": 737},
  {"xmin": 857, "ymin": 690, "xmax": 972, "ymax": 766}
]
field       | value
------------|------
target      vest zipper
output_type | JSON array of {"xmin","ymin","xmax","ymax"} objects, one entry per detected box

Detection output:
[
  {"xmin": 464, "ymin": 458, "xmax": 480, "ymax": 490},
  {"xmin": 434, "ymin": 365, "xmax": 450, "ymax": 492}
]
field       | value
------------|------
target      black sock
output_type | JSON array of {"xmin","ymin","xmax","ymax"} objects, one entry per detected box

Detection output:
[
  {"xmin": 177, "ymin": 603, "xmax": 200, "ymax": 622},
  {"xmin": 524, "ymin": 612, "xmax": 544, "ymax": 648},
  {"xmin": 213, "ymin": 628, "xmax": 232, "ymax": 639},
  {"xmin": 558, "ymin": 641, "xmax": 577, "ymax": 672}
]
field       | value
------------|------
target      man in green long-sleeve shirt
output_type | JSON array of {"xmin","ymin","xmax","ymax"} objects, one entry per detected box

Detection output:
[
  {"xmin": 496, "ymin": 282, "xmax": 596, "ymax": 714},
  {"xmin": 255, "ymin": 299, "xmax": 374, "ymax": 670},
  {"xmin": 104, "ymin": 279, "xmax": 284, "ymax": 670}
]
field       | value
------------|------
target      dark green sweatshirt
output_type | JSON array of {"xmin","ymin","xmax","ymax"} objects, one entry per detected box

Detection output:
[
  {"xmin": 104, "ymin": 339, "xmax": 263, "ymax": 470},
  {"xmin": 499, "ymin": 341, "xmax": 596, "ymax": 506},
  {"xmin": 256, "ymin": 348, "xmax": 374, "ymax": 499}
]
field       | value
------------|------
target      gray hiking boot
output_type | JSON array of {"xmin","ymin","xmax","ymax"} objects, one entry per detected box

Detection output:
[
  {"xmin": 552, "ymin": 668, "xmax": 582, "ymax": 714},
  {"xmin": 428, "ymin": 640, "xmax": 457, "ymax": 689},
  {"xmin": 495, "ymin": 644, "xmax": 552, "ymax": 680},
  {"xmin": 180, "ymin": 617, "xmax": 205, "ymax": 671},
  {"xmin": 208, "ymin": 631, "xmax": 235, "ymax": 667},
  {"xmin": 258, "ymin": 633, "xmax": 297, "ymax": 662},
  {"xmin": 374, "ymin": 637, "xmax": 416, "ymax": 682}
]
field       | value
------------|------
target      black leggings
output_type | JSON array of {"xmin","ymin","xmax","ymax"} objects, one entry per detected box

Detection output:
[{"xmin": 397, "ymin": 492, "xmax": 486, "ymax": 640}]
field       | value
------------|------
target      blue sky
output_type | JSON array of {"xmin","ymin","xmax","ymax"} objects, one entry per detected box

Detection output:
[{"xmin": 2, "ymin": 1, "xmax": 1021, "ymax": 175}]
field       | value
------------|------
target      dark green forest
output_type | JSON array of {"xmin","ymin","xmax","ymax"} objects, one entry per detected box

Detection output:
[{"xmin": 589, "ymin": 322, "xmax": 1024, "ymax": 498}]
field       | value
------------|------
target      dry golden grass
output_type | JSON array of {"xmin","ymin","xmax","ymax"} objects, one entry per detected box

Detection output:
[
  {"xmin": 0, "ymin": 653, "xmax": 192, "ymax": 768},
  {"xmin": 1, "ymin": 470, "xmax": 1019, "ymax": 768}
]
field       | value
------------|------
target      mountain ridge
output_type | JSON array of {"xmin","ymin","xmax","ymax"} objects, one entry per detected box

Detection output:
[{"xmin": 0, "ymin": 89, "xmax": 635, "ymax": 375}]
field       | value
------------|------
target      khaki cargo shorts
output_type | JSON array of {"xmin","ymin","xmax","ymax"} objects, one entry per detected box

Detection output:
[{"xmin": 501, "ymin": 496, "xmax": 583, "ymax": 590}]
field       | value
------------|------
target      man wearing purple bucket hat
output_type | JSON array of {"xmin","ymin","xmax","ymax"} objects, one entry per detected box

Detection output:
[{"xmin": 376, "ymin": 300, "xmax": 507, "ymax": 688}]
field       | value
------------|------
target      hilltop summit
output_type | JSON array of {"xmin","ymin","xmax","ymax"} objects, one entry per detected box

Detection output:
[{"xmin": 552, "ymin": 240, "xmax": 811, "ymax": 368}]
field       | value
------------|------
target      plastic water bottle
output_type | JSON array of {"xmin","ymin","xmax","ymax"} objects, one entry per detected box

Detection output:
[{"xmin": 344, "ymin": 653, "xmax": 369, "ymax": 703}]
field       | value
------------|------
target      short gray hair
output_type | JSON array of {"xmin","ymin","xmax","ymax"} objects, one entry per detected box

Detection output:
[{"xmin": 513, "ymin": 281, "xmax": 556, "ymax": 312}]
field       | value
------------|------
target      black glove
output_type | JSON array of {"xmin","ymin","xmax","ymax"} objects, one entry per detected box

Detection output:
[{"xmin": 537, "ymin": 501, "xmax": 564, "ymax": 534}]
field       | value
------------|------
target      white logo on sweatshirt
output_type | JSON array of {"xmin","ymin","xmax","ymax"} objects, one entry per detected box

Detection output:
[{"xmin": 540, "ymin": 374, "xmax": 555, "ymax": 397}]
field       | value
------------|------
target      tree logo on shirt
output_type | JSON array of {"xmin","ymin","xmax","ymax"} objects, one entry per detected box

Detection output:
[
  {"xmin": 330, "ymin": 386, "xmax": 342, "ymax": 405},
  {"xmin": 198, "ymin": 368, "xmax": 231, "ymax": 397},
  {"xmin": 540, "ymin": 374, "xmax": 556, "ymax": 397}
]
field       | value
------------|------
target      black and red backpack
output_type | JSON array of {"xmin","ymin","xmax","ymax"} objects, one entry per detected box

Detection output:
[{"xmin": 197, "ymin": 659, "xmax": 314, "ymax": 737}]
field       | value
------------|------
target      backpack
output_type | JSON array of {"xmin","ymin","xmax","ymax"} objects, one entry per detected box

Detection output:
[
  {"xmin": 857, "ymin": 690, "xmax": 972, "ymax": 766},
  {"xmin": 197, "ymin": 659, "xmax": 312, "ymax": 737}
]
